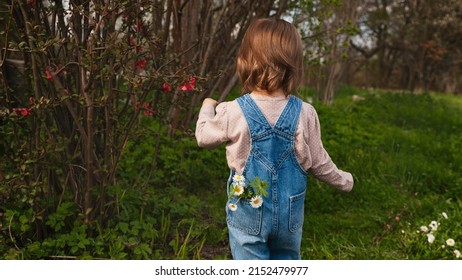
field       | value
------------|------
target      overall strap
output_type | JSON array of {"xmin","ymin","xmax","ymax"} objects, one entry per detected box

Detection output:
[
  {"xmin": 236, "ymin": 94, "xmax": 302, "ymax": 139},
  {"xmin": 273, "ymin": 95, "xmax": 302, "ymax": 137},
  {"xmin": 236, "ymin": 94, "xmax": 272, "ymax": 137}
]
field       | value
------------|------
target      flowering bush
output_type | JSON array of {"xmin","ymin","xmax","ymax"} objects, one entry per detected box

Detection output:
[
  {"xmin": 0, "ymin": 2, "xmax": 210, "ymax": 259},
  {"xmin": 401, "ymin": 211, "xmax": 461, "ymax": 259}
]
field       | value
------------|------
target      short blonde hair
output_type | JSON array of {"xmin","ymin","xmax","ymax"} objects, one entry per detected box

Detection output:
[{"xmin": 236, "ymin": 18, "xmax": 304, "ymax": 96}]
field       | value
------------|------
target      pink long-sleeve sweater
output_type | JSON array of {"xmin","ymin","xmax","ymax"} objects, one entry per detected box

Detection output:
[{"xmin": 195, "ymin": 93, "xmax": 353, "ymax": 192}]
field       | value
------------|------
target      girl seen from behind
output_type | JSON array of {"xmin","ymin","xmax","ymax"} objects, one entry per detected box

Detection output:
[{"xmin": 195, "ymin": 17, "xmax": 353, "ymax": 260}]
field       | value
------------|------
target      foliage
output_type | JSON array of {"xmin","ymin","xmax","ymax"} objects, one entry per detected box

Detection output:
[
  {"xmin": 0, "ymin": 0, "xmax": 197, "ymax": 227},
  {"xmin": 1, "ymin": 125, "xmax": 228, "ymax": 259}
]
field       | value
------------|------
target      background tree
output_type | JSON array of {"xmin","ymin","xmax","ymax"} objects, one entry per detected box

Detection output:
[
  {"xmin": 164, "ymin": 0, "xmax": 292, "ymax": 132},
  {"xmin": 350, "ymin": 0, "xmax": 462, "ymax": 93},
  {"xmin": 292, "ymin": 0, "xmax": 365, "ymax": 104}
]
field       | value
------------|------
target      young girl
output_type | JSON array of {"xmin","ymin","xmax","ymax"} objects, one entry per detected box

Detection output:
[{"xmin": 195, "ymin": 18, "xmax": 353, "ymax": 260}]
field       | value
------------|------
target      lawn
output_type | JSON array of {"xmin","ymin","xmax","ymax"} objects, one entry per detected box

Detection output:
[{"xmin": 2, "ymin": 87, "xmax": 461, "ymax": 260}]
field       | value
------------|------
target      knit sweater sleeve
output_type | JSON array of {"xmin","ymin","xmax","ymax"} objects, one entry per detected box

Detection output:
[
  {"xmin": 306, "ymin": 106, "xmax": 354, "ymax": 192},
  {"xmin": 195, "ymin": 102, "xmax": 229, "ymax": 149}
]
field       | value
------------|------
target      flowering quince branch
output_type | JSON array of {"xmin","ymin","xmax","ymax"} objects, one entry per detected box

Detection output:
[
  {"xmin": 178, "ymin": 76, "xmax": 196, "ymax": 91},
  {"xmin": 135, "ymin": 58, "xmax": 147, "ymax": 69},
  {"xmin": 162, "ymin": 82, "xmax": 172, "ymax": 92},
  {"xmin": 12, "ymin": 108, "xmax": 33, "ymax": 117},
  {"xmin": 45, "ymin": 70, "xmax": 53, "ymax": 80},
  {"xmin": 161, "ymin": 77, "xmax": 195, "ymax": 93},
  {"xmin": 142, "ymin": 103, "xmax": 154, "ymax": 117},
  {"xmin": 12, "ymin": 98, "xmax": 35, "ymax": 117},
  {"xmin": 134, "ymin": 76, "xmax": 198, "ymax": 118},
  {"xmin": 228, "ymin": 174, "xmax": 269, "ymax": 211}
]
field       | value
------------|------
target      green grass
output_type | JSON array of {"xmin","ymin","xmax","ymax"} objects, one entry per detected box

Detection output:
[
  {"xmin": 3, "ymin": 86, "xmax": 461, "ymax": 260},
  {"xmin": 296, "ymin": 86, "xmax": 462, "ymax": 259}
]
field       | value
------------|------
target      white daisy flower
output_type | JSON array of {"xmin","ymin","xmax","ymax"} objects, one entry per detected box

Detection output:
[
  {"xmin": 233, "ymin": 183, "xmax": 245, "ymax": 196},
  {"xmin": 454, "ymin": 250, "xmax": 461, "ymax": 258},
  {"xmin": 427, "ymin": 233, "xmax": 435, "ymax": 244},
  {"xmin": 429, "ymin": 221, "xmax": 438, "ymax": 231},
  {"xmin": 250, "ymin": 195, "xmax": 263, "ymax": 208},
  {"xmin": 446, "ymin": 239, "xmax": 455, "ymax": 247},
  {"xmin": 228, "ymin": 203, "xmax": 238, "ymax": 212},
  {"xmin": 442, "ymin": 212, "xmax": 448, "ymax": 219},
  {"xmin": 232, "ymin": 174, "xmax": 245, "ymax": 183},
  {"xmin": 420, "ymin": 226, "xmax": 429, "ymax": 233}
]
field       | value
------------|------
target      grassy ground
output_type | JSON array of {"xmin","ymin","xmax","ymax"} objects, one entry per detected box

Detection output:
[
  {"xmin": 3, "ymin": 86, "xmax": 461, "ymax": 260},
  {"xmin": 198, "ymin": 87, "xmax": 462, "ymax": 259}
]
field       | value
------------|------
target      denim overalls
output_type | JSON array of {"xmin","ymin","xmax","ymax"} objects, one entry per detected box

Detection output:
[{"xmin": 226, "ymin": 94, "xmax": 307, "ymax": 260}]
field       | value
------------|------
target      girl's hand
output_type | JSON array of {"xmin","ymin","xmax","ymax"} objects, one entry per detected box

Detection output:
[{"xmin": 203, "ymin": 98, "xmax": 218, "ymax": 107}]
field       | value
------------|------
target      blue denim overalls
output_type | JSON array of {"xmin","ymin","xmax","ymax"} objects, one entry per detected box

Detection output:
[{"xmin": 226, "ymin": 94, "xmax": 307, "ymax": 260}]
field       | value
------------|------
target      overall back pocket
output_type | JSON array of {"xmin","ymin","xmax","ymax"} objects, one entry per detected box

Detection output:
[
  {"xmin": 226, "ymin": 198, "xmax": 262, "ymax": 235},
  {"xmin": 289, "ymin": 191, "xmax": 306, "ymax": 233}
]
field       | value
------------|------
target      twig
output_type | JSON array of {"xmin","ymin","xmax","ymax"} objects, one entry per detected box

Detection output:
[
  {"xmin": 8, "ymin": 213, "xmax": 20, "ymax": 250},
  {"xmin": 0, "ymin": 1, "xmax": 15, "ymax": 67}
]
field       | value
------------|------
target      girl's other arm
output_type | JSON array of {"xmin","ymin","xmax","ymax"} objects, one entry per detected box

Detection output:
[
  {"xmin": 195, "ymin": 98, "xmax": 229, "ymax": 148},
  {"xmin": 307, "ymin": 108, "xmax": 354, "ymax": 192}
]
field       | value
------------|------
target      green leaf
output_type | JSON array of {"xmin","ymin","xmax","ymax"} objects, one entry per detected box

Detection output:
[
  {"xmin": 228, "ymin": 184, "xmax": 236, "ymax": 199},
  {"xmin": 249, "ymin": 176, "xmax": 269, "ymax": 197},
  {"xmin": 19, "ymin": 215, "xmax": 29, "ymax": 224},
  {"xmin": 118, "ymin": 222, "xmax": 129, "ymax": 234}
]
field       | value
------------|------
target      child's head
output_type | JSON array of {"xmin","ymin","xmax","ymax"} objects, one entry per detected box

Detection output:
[{"xmin": 237, "ymin": 17, "xmax": 304, "ymax": 96}]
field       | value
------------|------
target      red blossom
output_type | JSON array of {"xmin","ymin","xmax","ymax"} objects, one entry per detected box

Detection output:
[
  {"xmin": 178, "ymin": 76, "xmax": 196, "ymax": 92},
  {"xmin": 162, "ymin": 82, "xmax": 172, "ymax": 92},
  {"xmin": 13, "ymin": 108, "xmax": 33, "ymax": 117},
  {"xmin": 143, "ymin": 103, "xmax": 154, "ymax": 116},
  {"xmin": 189, "ymin": 76, "xmax": 196, "ymax": 87},
  {"xmin": 45, "ymin": 70, "xmax": 53, "ymax": 80},
  {"xmin": 135, "ymin": 58, "xmax": 147, "ymax": 69},
  {"xmin": 27, "ymin": 0, "xmax": 36, "ymax": 7}
]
